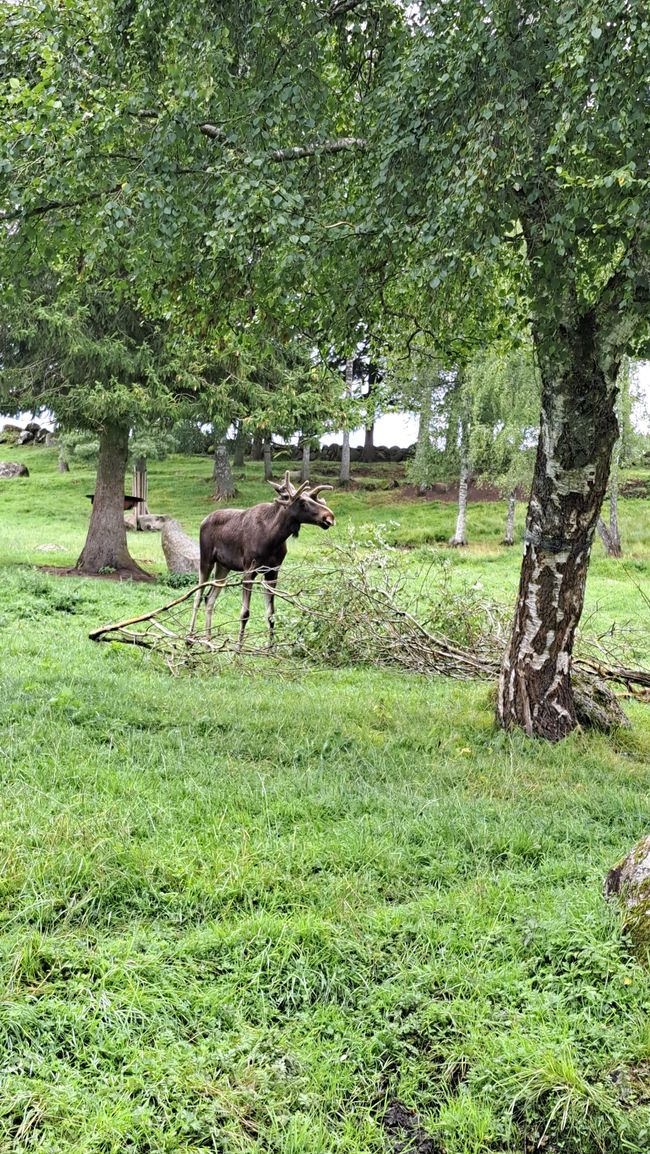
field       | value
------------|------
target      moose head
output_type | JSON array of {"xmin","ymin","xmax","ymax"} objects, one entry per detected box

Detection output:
[{"xmin": 268, "ymin": 470, "xmax": 335, "ymax": 531}]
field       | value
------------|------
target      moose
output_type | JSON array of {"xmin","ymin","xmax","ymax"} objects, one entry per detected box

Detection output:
[{"xmin": 189, "ymin": 471, "xmax": 335, "ymax": 649}]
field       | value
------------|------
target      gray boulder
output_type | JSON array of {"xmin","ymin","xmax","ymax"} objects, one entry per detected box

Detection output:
[
  {"xmin": 0, "ymin": 461, "xmax": 29, "ymax": 478},
  {"xmin": 137, "ymin": 513, "xmax": 168, "ymax": 532},
  {"xmin": 161, "ymin": 518, "xmax": 200, "ymax": 575},
  {"xmin": 605, "ymin": 835, "xmax": 650, "ymax": 949}
]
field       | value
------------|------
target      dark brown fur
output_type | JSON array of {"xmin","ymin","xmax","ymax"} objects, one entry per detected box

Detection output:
[{"xmin": 189, "ymin": 474, "xmax": 335, "ymax": 647}]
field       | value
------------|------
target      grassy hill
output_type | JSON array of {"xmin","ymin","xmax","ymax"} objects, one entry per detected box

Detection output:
[{"xmin": 1, "ymin": 445, "xmax": 650, "ymax": 1153}]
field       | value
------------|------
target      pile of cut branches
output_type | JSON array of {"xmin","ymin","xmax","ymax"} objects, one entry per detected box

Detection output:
[{"xmin": 90, "ymin": 528, "xmax": 650, "ymax": 730}]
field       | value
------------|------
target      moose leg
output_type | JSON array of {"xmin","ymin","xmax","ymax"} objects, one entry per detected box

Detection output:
[
  {"xmin": 262, "ymin": 568, "xmax": 279, "ymax": 649},
  {"xmin": 204, "ymin": 564, "xmax": 229, "ymax": 640},
  {"xmin": 236, "ymin": 571, "xmax": 256, "ymax": 653},
  {"xmin": 189, "ymin": 562, "xmax": 213, "ymax": 637}
]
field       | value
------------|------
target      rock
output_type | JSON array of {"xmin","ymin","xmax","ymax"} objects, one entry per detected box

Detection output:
[
  {"xmin": 35, "ymin": 544, "xmax": 65, "ymax": 553},
  {"xmin": 25, "ymin": 421, "xmax": 41, "ymax": 435},
  {"xmin": 161, "ymin": 518, "xmax": 200, "ymax": 575},
  {"xmin": 34, "ymin": 428, "xmax": 48, "ymax": 444},
  {"xmin": 0, "ymin": 461, "xmax": 29, "ymax": 478},
  {"xmin": 137, "ymin": 513, "xmax": 168, "ymax": 532},
  {"xmin": 0, "ymin": 423, "xmax": 22, "ymax": 444},
  {"xmin": 17, "ymin": 430, "xmax": 35, "ymax": 445},
  {"xmin": 605, "ymin": 835, "xmax": 650, "ymax": 949}
]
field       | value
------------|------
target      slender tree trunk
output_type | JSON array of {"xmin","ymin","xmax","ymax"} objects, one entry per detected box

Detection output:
[
  {"xmin": 233, "ymin": 420, "xmax": 247, "ymax": 468},
  {"xmin": 263, "ymin": 437, "xmax": 273, "ymax": 481},
  {"xmin": 76, "ymin": 421, "xmax": 150, "ymax": 577},
  {"xmin": 597, "ymin": 431, "xmax": 622, "ymax": 557},
  {"xmin": 251, "ymin": 431, "xmax": 264, "ymax": 461},
  {"xmin": 301, "ymin": 441, "xmax": 310, "ymax": 483},
  {"xmin": 413, "ymin": 377, "xmax": 433, "ymax": 493},
  {"xmin": 503, "ymin": 490, "xmax": 517, "ymax": 546},
  {"xmin": 339, "ymin": 357, "xmax": 354, "ymax": 485},
  {"xmin": 497, "ymin": 313, "xmax": 619, "ymax": 741},
  {"xmin": 449, "ymin": 407, "xmax": 470, "ymax": 546},
  {"xmin": 363, "ymin": 363, "xmax": 378, "ymax": 462},
  {"xmin": 213, "ymin": 438, "xmax": 235, "ymax": 501}
]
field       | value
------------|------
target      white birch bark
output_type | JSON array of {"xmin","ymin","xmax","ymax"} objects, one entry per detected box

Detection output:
[{"xmin": 503, "ymin": 490, "xmax": 516, "ymax": 546}]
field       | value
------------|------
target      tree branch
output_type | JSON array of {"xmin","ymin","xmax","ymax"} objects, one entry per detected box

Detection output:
[
  {"xmin": 268, "ymin": 137, "xmax": 367, "ymax": 161},
  {"xmin": 329, "ymin": 0, "xmax": 368, "ymax": 17},
  {"xmin": 198, "ymin": 123, "xmax": 366, "ymax": 160},
  {"xmin": 1, "ymin": 184, "xmax": 122, "ymax": 223}
]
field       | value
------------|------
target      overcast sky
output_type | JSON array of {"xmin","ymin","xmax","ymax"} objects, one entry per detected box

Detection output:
[{"xmin": 4, "ymin": 364, "xmax": 650, "ymax": 447}]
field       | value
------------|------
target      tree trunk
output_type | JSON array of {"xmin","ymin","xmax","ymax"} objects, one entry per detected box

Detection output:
[
  {"xmin": 449, "ymin": 408, "xmax": 469, "ymax": 546},
  {"xmin": 413, "ymin": 377, "xmax": 433, "ymax": 493},
  {"xmin": 597, "ymin": 429, "xmax": 622, "ymax": 557},
  {"xmin": 497, "ymin": 314, "xmax": 619, "ymax": 741},
  {"xmin": 301, "ymin": 441, "xmax": 310, "ymax": 483},
  {"xmin": 76, "ymin": 421, "xmax": 150, "ymax": 577},
  {"xmin": 263, "ymin": 438, "xmax": 273, "ymax": 481},
  {"xmin": 233, "ymin": 420, "xmax": 247, "ymax": 468},
  {"xmin": 362, "ymin": 422, "xmax": 375, "ymax": 463},
  {"xmin": 213, "ymin": 438, "xmax": 236, "ymax": 501},
  {"xmin": 503, "ymin": 490, "xmax": 516, "ymax": 546},
  {"xmin": 251, "ymin": 431, "xmax": 264, "ymax": 461},
  {"xmin": 339, "ymin": 357, "xmax": 354, "ymax": 485}
]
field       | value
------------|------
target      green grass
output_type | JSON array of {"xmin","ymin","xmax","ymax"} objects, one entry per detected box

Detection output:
[{"xmin": 1, "ymin": 446, "xmax": 650, "ymax": 1152}]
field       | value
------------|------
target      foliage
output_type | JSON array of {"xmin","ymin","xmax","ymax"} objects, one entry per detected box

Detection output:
[
  {"xmin": 467, "ymin": 344, "xmax": 540, "ymax": 496},
  {"xmin": 1, "ymin": 456, "xmax": 650, "ymax": 1151},
  {"xmin": 284, "ymin": 524, "xmax": 508, "ymax": 666},
  {"xmin": 0, "ymin": 283, "xmax": 200, "ymax": 436}
]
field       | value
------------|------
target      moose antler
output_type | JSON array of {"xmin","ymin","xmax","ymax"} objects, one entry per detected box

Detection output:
[
  {"xmin": 305, "ymin": 484, "xmax": 334, "ymax": 503},
  {"xmin": 268, "ymin": 470, "xmax": 311, "ymax": 503}
]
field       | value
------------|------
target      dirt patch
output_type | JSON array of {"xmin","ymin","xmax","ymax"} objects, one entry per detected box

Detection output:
[
  {"xmin": 37, "ymin": 565, "xmax": 156, "ymax": 583},
  {"xmin": 401, "ymin": 481, "xmax": 525, "ymax": 504},
  {"xmin": 380, "ymin": 1098, "xmax": 441, "ymax": 1153}
]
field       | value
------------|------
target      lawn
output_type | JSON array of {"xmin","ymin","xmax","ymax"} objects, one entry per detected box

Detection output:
[{"xmin": 1, "ymin": 445, "xmax": 650, "ymax": 1153}]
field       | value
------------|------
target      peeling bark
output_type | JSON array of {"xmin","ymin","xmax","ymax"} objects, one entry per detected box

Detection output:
[
  {"xmin": 497, "ymin": 312, "xmax": 619, "ymax": 741},
  {"xmin": 77, "ymin": 421, "xmax": 151, "ymax": 577}
]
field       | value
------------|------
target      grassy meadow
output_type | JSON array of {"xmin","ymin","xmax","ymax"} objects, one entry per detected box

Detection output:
[{"xmin": 1, "ymin": 444, "xmax": 650, "ymax": 1153}]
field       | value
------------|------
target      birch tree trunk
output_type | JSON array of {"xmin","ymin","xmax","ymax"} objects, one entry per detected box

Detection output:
[
  {"xmin": 77, "ymin": 421, "xmax": 150, "ymax": 577},
  {"xmin": 449, "ymin": 406, "xmax": 470, "ymax": 546},
  {"xmin": 339, "ymin": 357, "xmax": 353, "ymax": 485},
  {"xmin": 597, "ymin": 421, "xmax": 622, "ymax": 557},
  {"xmin": 497, "ymin": 312, "xmax": 619, "ymax": 741},
  {"xmin": 213, "ymin": 438, "xmax": 235, "ymax": 501},
  {"xmin": 413, "ymin": 376, "xmax": 433, "ymax": 493},
  {"xmin": 503, "ymin": 490, "xmax": 517, "ymax": 546},
  {"xmin": 301, "ymin": 441, "xmax": 310, "ymax": 482}
]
